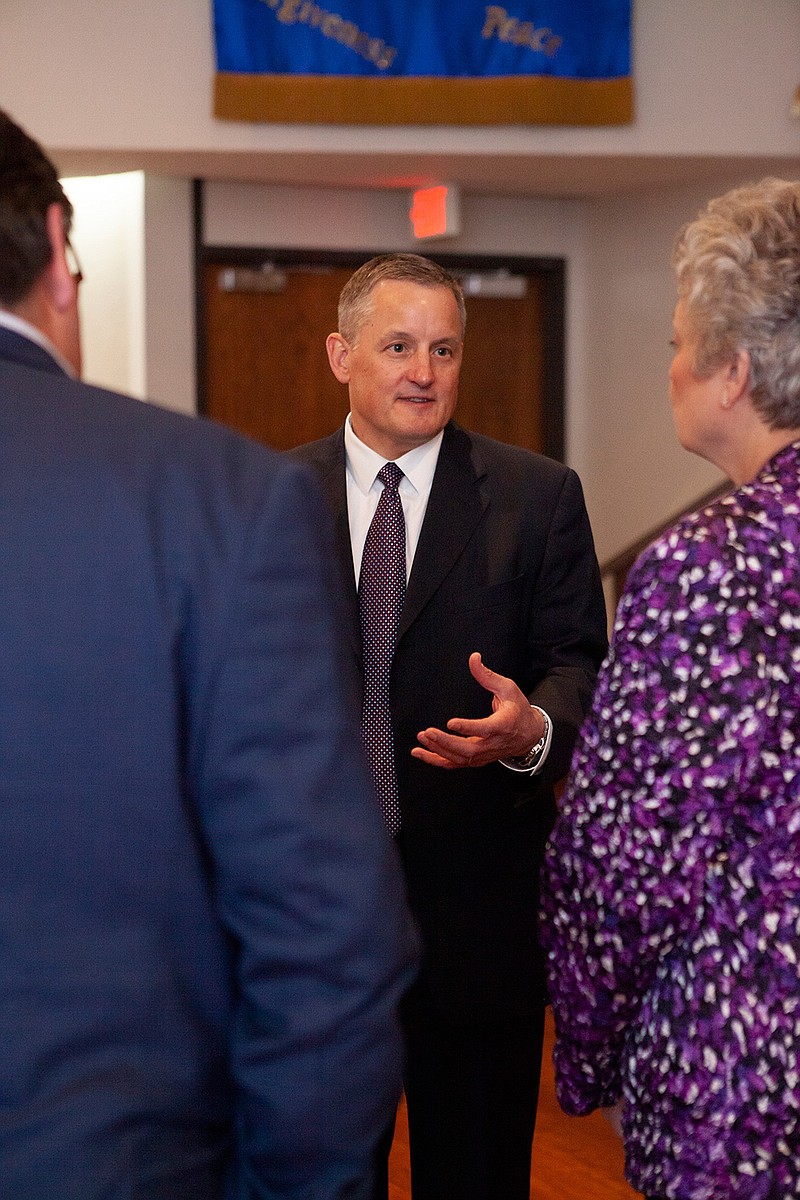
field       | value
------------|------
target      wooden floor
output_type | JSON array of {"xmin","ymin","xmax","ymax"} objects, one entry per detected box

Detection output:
[{"xmin": 388, "ymin": 1009, "xmax": 639, "ymax": 1200}]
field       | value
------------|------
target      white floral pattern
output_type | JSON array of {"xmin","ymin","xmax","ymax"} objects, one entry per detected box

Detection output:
[{"xmin": 540, "ymin": 441, "xmax": 800, "ymax": 1199}]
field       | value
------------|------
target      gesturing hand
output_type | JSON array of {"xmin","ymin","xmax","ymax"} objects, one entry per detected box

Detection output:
[{"xmin": 411, "ymin": 652, "xmax": 544, "ymax": 770}]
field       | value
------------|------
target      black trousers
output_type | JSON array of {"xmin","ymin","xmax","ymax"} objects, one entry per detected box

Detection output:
[{"xmin": 374, "ymin": 982, "xmax": 545, "ymax": 1200}]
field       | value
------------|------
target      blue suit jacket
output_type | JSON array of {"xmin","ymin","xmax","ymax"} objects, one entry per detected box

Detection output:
[{"xmin": 0, "ymin": 328, "xmax": 417, "ymax": 1199}]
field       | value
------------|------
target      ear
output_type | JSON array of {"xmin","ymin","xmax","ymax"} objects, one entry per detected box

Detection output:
[
  {"xmin": 724, "ymin": 348, "xmax": 751, "ymax": 408},
  {"xmin": 326, "ymin": 332, "xmax": 352, "ymax": 384},
  {"xmin": 43, "ymin": 202, "xmax": 77, "ymax": 313}
]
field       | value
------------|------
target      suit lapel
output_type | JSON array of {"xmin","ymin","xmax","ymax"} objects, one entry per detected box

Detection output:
[{"xmin": 400, "ymin": 423, "xmax": 488, "ymax": 640}]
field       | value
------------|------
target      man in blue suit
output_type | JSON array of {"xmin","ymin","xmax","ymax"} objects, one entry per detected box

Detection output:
[{"xmin": 0, "ymin": 110, "xmax": 417, "ymax": 1200}]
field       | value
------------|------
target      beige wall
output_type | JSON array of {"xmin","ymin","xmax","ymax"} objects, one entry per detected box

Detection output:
[
  {"xmin": 142, "ymin": 176, "xmax": 196, "ymax": 416},
  {"xmin": 61, "ymin": 174, "xmax": 196, "ymax": 416},
  {"xmin": 62, "ymin": 173, "xmax": 146, "ymax": 399},
  {"xmin": 579, "ymin": 181, "xmax": 733, "ymax": 561}
]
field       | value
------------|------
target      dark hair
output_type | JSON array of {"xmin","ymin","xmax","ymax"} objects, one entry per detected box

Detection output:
[
  {"xmin": 338, "ymin": 253, "xmax": 466, "ymax": 344},
  {"xmin": 0, "ymin": 110, "xmax": 72, "ymax": 306}
]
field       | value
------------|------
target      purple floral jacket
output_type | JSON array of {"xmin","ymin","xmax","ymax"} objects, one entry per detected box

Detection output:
[{"xmin": 540, "ymin": 441, "xmax": 800, "ymax": 1200}]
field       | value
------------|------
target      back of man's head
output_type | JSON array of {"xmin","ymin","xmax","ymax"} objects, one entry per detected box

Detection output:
[{"xmin": 0, "ymin": 111, "xmax": 72, "ymax": 308}]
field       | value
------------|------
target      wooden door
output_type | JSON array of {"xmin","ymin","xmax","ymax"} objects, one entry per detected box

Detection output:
[
  {"xmin": 201, "ymin": 258, "xmax": 553, "ymax": 456},
  {"xmin": 202, "ymin": 263, "xmax": 351, "ymax": 451},
  {"xmin": 457, "ymin": 284, "xmax": 545, "ymax": 452}
]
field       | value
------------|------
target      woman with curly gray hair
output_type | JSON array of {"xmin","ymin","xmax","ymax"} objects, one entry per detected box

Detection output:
[
  {"xmin": 540, "ymin": 177, "xmax": 800, "ymax": 1200},
  {"xmin": 671, "ymin": 177, "xmax": 800, "ymax": 470}
]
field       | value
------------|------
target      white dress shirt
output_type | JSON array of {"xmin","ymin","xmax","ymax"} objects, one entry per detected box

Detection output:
[
  {"xmin": 343, "ymin": 415, "xmax": 551, "ymax": 775},
  {"xmin": 344, "ymin": 414, "xmax": 443, "ymax": 586}
]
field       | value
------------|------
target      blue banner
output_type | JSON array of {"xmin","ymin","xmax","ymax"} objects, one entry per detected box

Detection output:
[{"xmin": 213, "ymin": 0, "xmax": 633, "ymax": 125}]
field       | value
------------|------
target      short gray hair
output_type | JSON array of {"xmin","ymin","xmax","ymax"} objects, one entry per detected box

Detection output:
[
  {"xmin": 671, "ymin": 178, "xmax": 800, "ymax": 429},
  {"xmin": 338, "ymin": 253, "xmax": 466, "ymax": 344}
]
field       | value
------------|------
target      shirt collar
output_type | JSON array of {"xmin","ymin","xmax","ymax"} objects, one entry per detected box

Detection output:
[
  {"xmin": 0, "ymin": 309, "xmax": 78, "ymax": 378},
  {"xmin": 344, "ymin": 413, "xmax": 444, "ymax": 497}
]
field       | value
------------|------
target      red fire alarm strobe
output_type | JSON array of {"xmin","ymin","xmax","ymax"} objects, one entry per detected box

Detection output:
[{"xmin": 409, "ymin": 184, "xmax": 462, "ymax": 240}]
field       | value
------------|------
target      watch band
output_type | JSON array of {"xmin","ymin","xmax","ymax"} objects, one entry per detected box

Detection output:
[{"xmin": 514, "ymin": 706, "xmax": 552, "ymax": 771}]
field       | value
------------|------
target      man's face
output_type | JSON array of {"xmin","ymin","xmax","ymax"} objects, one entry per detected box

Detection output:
[{"xmin": 327, "ymin": 279, "xmax": 463, "ymax": 460}]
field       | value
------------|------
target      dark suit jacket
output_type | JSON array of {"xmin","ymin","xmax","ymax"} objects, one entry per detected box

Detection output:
[
  {"xmin": 0, "ymin": 327, "xmax": 417, "ymax": 1200},
  {"xmin": 291, "ymin": 422, "xmax": 608, "ymax": 1022}
]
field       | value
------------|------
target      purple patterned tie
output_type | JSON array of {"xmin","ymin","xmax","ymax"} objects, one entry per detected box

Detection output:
[{"xmin": 358, "ymin": 462, "xmax": 406, "ymax": 836}]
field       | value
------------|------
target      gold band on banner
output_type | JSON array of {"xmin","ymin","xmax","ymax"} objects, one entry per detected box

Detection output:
[{"xmin": 214, "ymin": 71, "xmax": 633, "ymax": 125}]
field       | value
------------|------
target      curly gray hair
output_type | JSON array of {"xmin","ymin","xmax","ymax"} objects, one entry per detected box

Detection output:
[{"xmin": 671, "ymin": 178, "xmax": 800, "ymax": 430}]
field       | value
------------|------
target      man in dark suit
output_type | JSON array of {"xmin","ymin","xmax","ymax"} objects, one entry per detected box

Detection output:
[
  {"xmin": 0, "ymin": 111, "xmax": 418, "ymax": 1200},
  {"xmin": 291, "ymin": 253, "xmax": 608, "ymax": 1200}
]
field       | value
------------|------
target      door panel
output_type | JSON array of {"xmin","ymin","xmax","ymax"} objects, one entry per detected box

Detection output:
[
  {"xmin": 202, "ymin": 259, "xmax": 548, "ymax": 455},
  {"xmin": 457, "ymin": 285, "xmax": 545, "ymax": 452},
  {"xmin": 203, "ymin": 264, "xmax": 351, "ymax": 451}
]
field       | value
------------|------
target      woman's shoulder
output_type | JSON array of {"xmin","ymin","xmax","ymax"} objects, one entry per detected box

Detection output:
[{"xmin": 630, "ymin": 484, "xmax": 784, "ymax": 594}]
